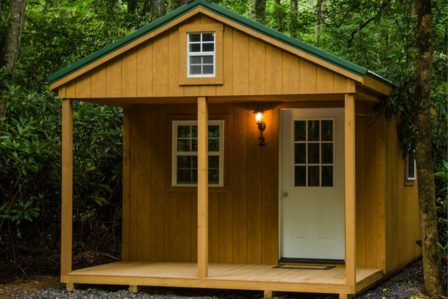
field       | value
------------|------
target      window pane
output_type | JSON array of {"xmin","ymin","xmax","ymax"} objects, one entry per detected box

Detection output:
[
  {"xmin": 322, "ymin": 120, "xmax": 333, "ymax": 141},
  {"xmin": 177, "ymin": 156, "xmax": 192, "ymax": 169},
  {"xmin": 203, "ymin": 55, "xmax": 213, "ymax": 64},
  {"xmin": 177, "ymin": 169, "xmax": 193, "ymax": 184},
  {"xmin": 209, "ymin": 169, "xmax": 219, "ymax": 184},
  {"xmin": 209, "ymin": 155, "xmax": 219, "ymax": 169},
  {"xmin": 294, "ymin": 143, "xmax": 306, "ymax": 164},
  {"xmin": 189, "ymin": 43, "xmax": 201, "ymax": 52},
  {"xmin": 322, "ymin": 143, "xmax": 333, "ymax": 163},
  {"xmin": 294, "ymin": 121, "xmax": 306, "ymax": 141},
  {"xmin": 192, "ymin": 138, "xmax": 197, "ymax": 151},
  {"xmin": 407, "ymin": 154, "xmax": 415, "ymax": 178},
  {"xmin": 308, "ymin": 120, "xmax": 320, "ymax": 141},
  {"xmin": 190, "ymin": 65, "xmax": 201, "ymax": 74},
  {"xmin": 192, "ymin": 156, "xmax": 197, "ymax": 168},
  {"xmin": 177, "ymin": 125, "xmax": 190, "ymax": 138},
  {"xmin": 208, "ymin": 125, "xmax": 219, "ymax": 137},
  {"xmin": 203, "ymin": 65, "xmax": 214, "ymax": 74},
  {"xmin": 322, "ymin": 166, "xmax": 333, "ymax": 186},
  {"xmin": 202, "ymin": 43, "xmax": 214, "ymax": 52},
  {"xmin": 192, "ymin": 169, "xmax": 198, "ymax": 183},
  {"xmin": 192, "ymin": 126, "xmax": 197, "ymax": 138},
  {"xmin": 190, "ymin": 56, "xmax": 201, "ymax": 64},
  {"xmin": 208, "ymin": 138, "xmax": 219, "ymax": 151},
  {"xmin": 308, "ymin": 166, "xmax": 320, "ymax": 186},
  {"xmin": 177, "ymin": 139, "xmax": 190, "ymax": 151},
  {"xmin": 308, "ymin": 143, "xmax": 319, "ymax": 164},
  {"xmin": 189, "ymin": 33, "xmax": 201, "ymax": 42},
  {"xmin": 294, "ymin": 166, "xmax": 306, "ymax": 186},
  {"xmin": 203, "ymin": 33, "xmax": 214, "ymax": 41}
]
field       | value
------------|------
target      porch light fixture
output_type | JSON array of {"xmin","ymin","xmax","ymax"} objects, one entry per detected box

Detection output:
[{"xmin": 254, "ymin": 109, "xmax": 266, "ymax": 146}]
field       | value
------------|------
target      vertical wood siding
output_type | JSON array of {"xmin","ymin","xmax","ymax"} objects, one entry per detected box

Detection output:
[{"xmin": 122, "ymin": 101, "xmax": 419, "ymax": 269}]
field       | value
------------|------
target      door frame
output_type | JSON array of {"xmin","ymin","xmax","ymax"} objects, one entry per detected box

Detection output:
[{"xmin": 278, "ymin": 107, "xmax": 345, "ymax": 262}]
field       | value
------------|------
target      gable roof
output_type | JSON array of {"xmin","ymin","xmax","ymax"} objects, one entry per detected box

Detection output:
[{"xmin": 48, "ymin": 0, "xmax": 393, "ymax": 89}]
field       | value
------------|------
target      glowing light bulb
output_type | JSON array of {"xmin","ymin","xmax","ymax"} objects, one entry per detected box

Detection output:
[{"xmin": 255, "ymin": 111, "xmax": 263, "ymax": 124}]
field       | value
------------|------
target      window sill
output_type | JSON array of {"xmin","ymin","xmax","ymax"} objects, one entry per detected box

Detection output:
[{"xmin": 179, "ymin": 76, "xmax": 224, "ymax": 86}]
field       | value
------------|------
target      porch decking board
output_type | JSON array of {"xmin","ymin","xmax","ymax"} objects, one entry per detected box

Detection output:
[{"xmin": 67, "ymin": 262, "xmax": 382, "ymax": 294}]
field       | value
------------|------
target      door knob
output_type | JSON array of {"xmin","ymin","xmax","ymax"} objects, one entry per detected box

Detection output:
[{"xmin": 283, "ymin": 192, "xmax": 288, "ymax": 197}]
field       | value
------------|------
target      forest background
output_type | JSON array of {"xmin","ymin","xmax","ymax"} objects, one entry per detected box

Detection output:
[{"xmin": 0, "ymin": 0, "xmax": 446, "ymax": 290}]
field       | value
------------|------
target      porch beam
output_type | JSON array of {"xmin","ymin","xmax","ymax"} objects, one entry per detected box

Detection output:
[
  {"xmin": 61, "ymin": 99, "xmax": 73, "ymax": 281},
  {"xmin": 197, "ymin": 96, "xmax": 208, "ymax": 279},
  {"xmin": 344, "ymin": 93, "xmax": 356, "ymax": 287}
]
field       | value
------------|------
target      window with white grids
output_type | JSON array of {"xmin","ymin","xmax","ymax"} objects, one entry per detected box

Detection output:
[
  {"xmin": 187, "ymin": 32, "xmax": 215, "ymax": 77},
  {"xmin": 172, "ymin": 120, "xmax": 224, "ymax": 186},
  {"xmin": 293, "ymin": 119, "xmax": 334, "ymax": 187}
]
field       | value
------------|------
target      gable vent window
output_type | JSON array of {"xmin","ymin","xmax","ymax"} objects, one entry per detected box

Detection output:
[{"xmin": 187, "ymin": 32, "xmax": 215, "ymax": 77}]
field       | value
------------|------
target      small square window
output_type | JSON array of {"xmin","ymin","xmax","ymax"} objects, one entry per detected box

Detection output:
[{"xmin": 187, "ymin": 32, "xmax": 216, "ymax": 78}]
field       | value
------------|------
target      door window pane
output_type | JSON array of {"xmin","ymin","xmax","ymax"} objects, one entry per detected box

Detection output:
[
  {"xmin": 308, "ymin": 120, "xmax": 320, "ymax": 141},
  {"xmin": 294, "ymin": 166, "xmax": 306, "ymax": 186},
  {"xmin": 294, "ymin": 121, "xmax": 306, "ymax": 141},
  {"xmin": 294, "ymin": 143, "xmax": 306, "ymax": 164},
  {"xmin": 293, "ymin": 119, "xmax": 335, "ymax": 187},
  {"xmin": 322, "ymin": 166, "xmax": 333, "ymax": 186},
  {"xmin": 308, "ymin": 166, "xmax": 320, "ymax": 186},
  {"xmin": 322, "ymin": 143, "xmax": 333, "ymax": 164},
  {"xmin": 321, "ymin": 120, "xmax": 333, "ymax": 141},
  {"xmin": 308, "ymin": 143, "xmax": 320, "ymax": 164}
]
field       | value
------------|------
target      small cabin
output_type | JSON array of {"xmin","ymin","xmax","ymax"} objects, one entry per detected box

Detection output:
[{"xmin": 49, "ymin": 1, "xmax": 420, "ymax": 298}]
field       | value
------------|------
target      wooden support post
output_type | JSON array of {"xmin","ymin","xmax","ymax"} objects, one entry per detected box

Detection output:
[
  {"xmin": 61, "ymin": 99, "xmax": 73, "ymax": 281},
  {"xmin": 129, "ymin": 285, "xmax": 139, "ymax": 293},
  {"xmin": 197, "ymin": 96, "xmax": 208, "ymax": 279},
  {"xmin": 344, "ymin": 94, "xmax": 356, "ymax": 287},
  {"xmin": 66, "ymin": 283, "xmax": 75, "ymax": 291},
  {"xmin": 263, "ymin": 290, "xmax": 273, "ymax": 299}
]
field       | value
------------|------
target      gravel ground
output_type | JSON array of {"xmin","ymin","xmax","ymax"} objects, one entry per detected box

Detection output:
[{"xmin": 1, "ymin": 260, "xmax": 441, "ymax": 299}]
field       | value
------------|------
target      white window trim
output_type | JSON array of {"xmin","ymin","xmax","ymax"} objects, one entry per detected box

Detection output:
[
  {"xmin": 172, "ymin": 120, "xmax": 224, "ymax": 187},
  {"xmin": 186, "ymin": 32, "xmax": 216, "ymax": 78},
  {"xmin": 406, "ymin": 152, "xmax": 417, "ymax": 181}
]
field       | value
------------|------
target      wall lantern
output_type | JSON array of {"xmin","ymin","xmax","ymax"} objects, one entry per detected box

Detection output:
[{"xmin": 254, "ymin": 109, "xmax": 266, "ymax": 146}]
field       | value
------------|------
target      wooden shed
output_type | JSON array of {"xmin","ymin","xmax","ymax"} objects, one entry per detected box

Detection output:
[{"xmin": 49, "ymin": 0, "xmax": 421, "ymax": 298}]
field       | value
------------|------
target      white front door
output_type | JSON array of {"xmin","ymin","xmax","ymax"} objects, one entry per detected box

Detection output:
[{"xmin": 280, "ymin": 108, "xmax": 345, "ymax": 260}]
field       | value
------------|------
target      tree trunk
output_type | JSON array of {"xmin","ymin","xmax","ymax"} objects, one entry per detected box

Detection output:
[
  {"xmin": 151, "ymin": 0, "xmax": 166, "ymax": 18},
  {"xmin": 414, "ymin": 0, "xmax": 443, "ymax": 297},
  {"xmin": 289, "ymin": 0, "xmax": 298, "ymax": 37},
  {"xmin": 1, "ymin": 0, "xmax": 26, "ymax": 73},
  {"xmin": 254, "ymin": 0, "xmax": 266, "ymax": 23},
  {"xmin": 168, "ymin": 0, "xmax": 188, "ymax": 11},
  {"xmin": 315, "ymin": 0, "xmax": 327, "ymax": 45}
]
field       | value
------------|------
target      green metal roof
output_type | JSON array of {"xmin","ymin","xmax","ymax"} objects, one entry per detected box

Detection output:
[{"xmin": 48, "ymin": 0, "xmax": 393, "ymax": 87}]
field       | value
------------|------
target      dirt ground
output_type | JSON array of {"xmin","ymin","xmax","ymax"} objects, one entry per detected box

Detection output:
[{"xmin": 0, "ymin": 276, "xmax": 59, "ymax": 299}]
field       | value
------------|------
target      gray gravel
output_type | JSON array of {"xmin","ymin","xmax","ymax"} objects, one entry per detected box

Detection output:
[{"xmin": 10, "ymin": 260, "xmax": 435, "ymax": 299}]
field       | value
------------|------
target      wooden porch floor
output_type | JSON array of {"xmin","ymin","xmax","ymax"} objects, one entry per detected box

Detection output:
[{"xmin": 66, "ymin": 262, "xmax": 383, "ymax": 294}]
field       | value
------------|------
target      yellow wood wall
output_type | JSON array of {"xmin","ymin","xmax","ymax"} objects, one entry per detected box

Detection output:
[
  {"xmin": 355, "ymin": 111, "xmax": 387, "ymax": 270},
  {"xmin": 122, "ymin": 102, "xmax": 279, "ymax": 264},
  {"xmin": 122, "ymin": 101, "xmax": 420, "ymax": 271},
  {"xmin": 384, "ymin": 117, "xmax": 421, "ymax": 272},
  {"xmin": 60, "ymin": 15, "xmax": 354, "ymax": 99}
]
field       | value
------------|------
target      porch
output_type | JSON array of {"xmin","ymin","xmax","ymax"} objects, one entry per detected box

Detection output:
[{"xmin": 65, "ymin": 262, "xmax": 382, "ymax": 296}]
